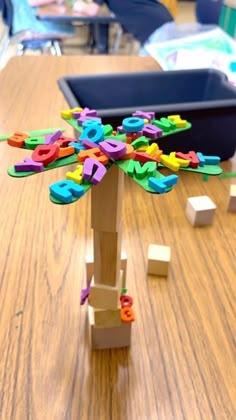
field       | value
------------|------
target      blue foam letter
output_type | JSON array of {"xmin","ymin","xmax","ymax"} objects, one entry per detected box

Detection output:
[{"xmin": 49, "ymin": 180, "xmax": 85, "ymax": 203}]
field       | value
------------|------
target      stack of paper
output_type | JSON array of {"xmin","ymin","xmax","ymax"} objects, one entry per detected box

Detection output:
[{"xmin": 146, "ymin": 27, "xmax": 236, "ymax": 86}]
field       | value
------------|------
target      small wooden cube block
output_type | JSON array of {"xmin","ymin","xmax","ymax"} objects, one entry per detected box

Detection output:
[
  {"xmin": 147, "ymin": 244, "xmax": 171, "ymax": 276},
  {"xmin": 93, "ymin": 306, "xmax": 121, "ymax": 328},
  {"xmin": 227, "ymin": 184, "xmax": 236, "ymax": 212},
  {"xmin": 89, "ymin": 271, "xmax": 123, "ymax": 310},
  {"xmin": 186, "ymin": 195, "xmax": 216, "ymax": 226},
  {"xmin": 88, "ymin": 306, "xmax": 131, "ymax": 349}
]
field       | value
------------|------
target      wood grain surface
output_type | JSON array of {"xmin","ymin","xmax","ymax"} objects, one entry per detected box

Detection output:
[{"xmin": 0, "ymin": 56, "xmax": 235, "ymax": 420}]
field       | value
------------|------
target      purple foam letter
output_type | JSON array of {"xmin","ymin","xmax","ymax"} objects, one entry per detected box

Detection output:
[
  {"xmin": 83, "ymin": 158, "xmax": 107, "ymax": 185},
  {"xmin": 14, "ymin": 157, "xmax": 44, "ymax": 172},
  {"xmin": 45, "ymin": 129, "xmax": 62, "ymax": 145},
  {"xmin": 132, "ymin": 110, "xmax": 155, "ymax": 120},
  {"xmin": 143, "ymin": 124, "xmax": 163, "ymax": 139},
  {"xmin": 99, "ymin": 139, "xmax": 127, "ymax": 159}
]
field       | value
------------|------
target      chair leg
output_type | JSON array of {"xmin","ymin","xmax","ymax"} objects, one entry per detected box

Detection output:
[
  {"xmin": 87, "ymin": 24, "xmax": 96, "ymax": 53},
  {"xmin": 16, "ymin": 43, "xmax": 25, "ymax": 56},
  {"xmin": 51, "ymin": 41, "xmax": 62, "ymax": 56},
  {"xmin": 127, "ymin": 34, "xmax": 135, "ymax": 55},
  {"xmin": 112, "ymin": 30, "xmax": 135, "ymax": 55},
  {"xmin": 0, "ymin": 27, "xmax": 10, "ymax": 68},
  {"xmin": 41, "ymin": 41, "xmax": 51, "ymax": 55},
  {"xmin": 93, "ymin": 23, "xmax": 110, "ymax": 54},
  {"xmin": 41, "ymin": 41, "xmax": 62, "ymax": 56},
  {"xmin": 111, "ymin": 26, "xmax": 123, "ymax": 54}
]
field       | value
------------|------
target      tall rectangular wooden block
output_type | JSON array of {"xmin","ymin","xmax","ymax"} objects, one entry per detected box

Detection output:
[
  {"xmin": 88, "ymin": 306, "xmax": 131, "ymax": 349},
  {"xmin": 85, "ymin": 251, "xmax": 127, "ymax": 287},
  {"xmin": 89, "ymin": 271, "xmax": 123, "ymax": 310},
  {"xmin": 121, "ymin": 251, "xmax": 127, "ymax": 289},
  {"xmin": 91, "ymin": 164, "xmax": 124, "ymax": 232},
  {"xmin": 93, "ymin": 229, "xmax": 122, "ymax": 286},
  {"xmin": 85, "ymin": 255, "xmax": 94, "ymax": 286}
]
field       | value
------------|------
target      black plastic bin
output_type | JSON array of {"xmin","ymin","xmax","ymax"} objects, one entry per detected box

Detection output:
[{"xmin": 58, "ymin": 69, "xmax": 236, "ymax": 160}]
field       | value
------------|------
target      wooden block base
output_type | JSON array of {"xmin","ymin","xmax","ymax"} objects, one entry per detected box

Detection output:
[
  {"xmin": 93, "ymin": 306, "xmax": 122, "ymax": 328},
  {"xmin": 88, "ymin": 306, "xmax": 131, "ymax": 349}
]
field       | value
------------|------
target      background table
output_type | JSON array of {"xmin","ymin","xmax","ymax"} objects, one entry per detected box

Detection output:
[
  {"xmin": 36, "ymin": 4, "xmax": 117, "ymax": 24},
  {"xmin": 36, "ymin": 4, "xmax": 118, "ymax": 53},
  {"xmin": 0, "ymin": 56, "xmax": 235, "ymax": 420}
]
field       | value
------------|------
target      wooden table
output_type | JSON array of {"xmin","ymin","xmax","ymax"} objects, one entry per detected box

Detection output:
[
  {"xmin": 36, "ymin": 4, "xmax": 117, "ymax": 24},
  {"xmin": 0, "ymin": 56, "xmax": 235, "ymax": 419},
  {"xmin": 36, "ymin": 4, "xmax": 118, "ymax": 53}
]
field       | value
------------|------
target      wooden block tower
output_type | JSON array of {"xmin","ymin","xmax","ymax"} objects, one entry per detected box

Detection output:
[
  {"xmin": 6, "ymin": 109, "xmax": 223, "ymax": 351},
  {"xmin": 88, "ymin": 164, "xmax": 134, "ymax": 349}
]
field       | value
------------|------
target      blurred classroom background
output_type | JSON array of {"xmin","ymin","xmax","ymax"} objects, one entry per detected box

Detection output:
[
  {"xmin": 0, "ymin": 1, "xmax": 235, "ymax": 66},
  {"xmin": 0, "ymin": 1, "xmax": 196, "ymax": 64}
]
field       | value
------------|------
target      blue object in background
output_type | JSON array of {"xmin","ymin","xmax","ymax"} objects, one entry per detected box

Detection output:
[
  {"xmin": 230, "ymin": 62, "xmax": 236, "ymax": 72},
  {"xmin": 196, "ymin": 0, "xmax": 223, "ymax": 24}
]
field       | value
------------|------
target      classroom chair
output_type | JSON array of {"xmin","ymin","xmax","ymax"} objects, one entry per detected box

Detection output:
[{"xmin": 1, "ymin": 0, "xmax": 70, "ymax": 55}]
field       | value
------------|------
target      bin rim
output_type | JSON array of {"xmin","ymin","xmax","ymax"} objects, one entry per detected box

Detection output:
[{"xmin": 58, "ymin": 68, "xmax": 236, "ymax": 115}]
